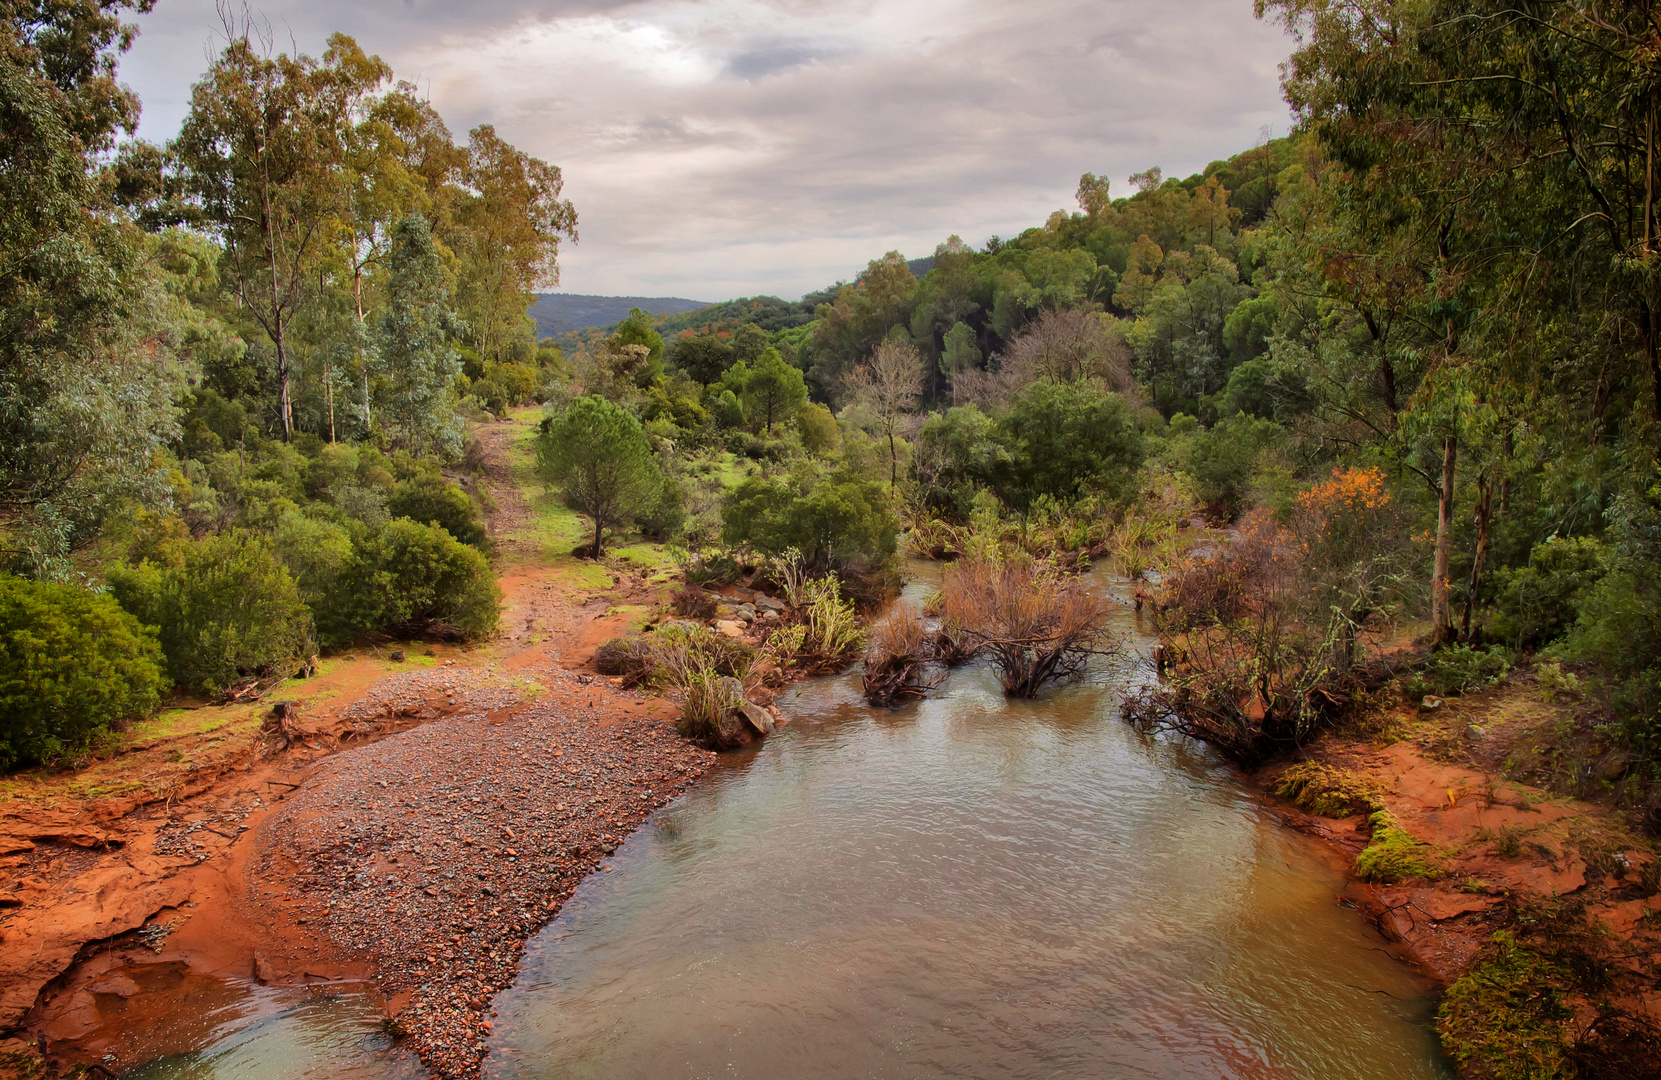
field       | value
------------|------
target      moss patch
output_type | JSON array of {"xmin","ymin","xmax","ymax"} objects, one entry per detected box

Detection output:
[
  {"xmin": 1356, "ymin": 809, "xmax": 1443, "ymax": 882},
  {"xmin": 1274, "ymin": 761, "xmax": 1384, "ymax": 817},
  {"xmin": 1438, "ymin": 931, "xmax": 1573, "ymax": 1080}
]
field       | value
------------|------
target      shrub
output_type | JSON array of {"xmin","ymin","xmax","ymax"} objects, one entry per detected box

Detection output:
[
  {"xmin": 0, "ymin": 577, "xmax": 166, "ymax": 769},
  {"xmin": 796, "ymin": 401, "xmax": 840, "ymax": 454},
  {"xmin": 593, "ymin": 636, "xmax": 658, "ymax": 686},
  {"xmin": 1126, "ymin": 503, "xmax": 1405, "ymax": 765},
  {"xmin": 940, "ymin": 557, "xmax": 1116, "ymax": 696},
  {"xmin": 633, "ymin": 471, "xmax": 686, "ymax": 540},
  {"xmin": 1489, "ymin": 535, "xmax": 1607, "ymax": 651},
  {"xmin": 318, "ymin": 519, "xmax": 500, "ymax": 647},
  {"xmin": 1411, "ymin": 644, "xmax": 1512, "ymax": 698},
  {"xmin": 387, "ymin": 473, "xmax": 487, "ymax": 549},
  {"xmin": 915, "ymin": 404, "xmax": 1008, "ymax": 519},
  {"xmin": 1172, "ymin": 412, "xmax": 1285, "ymax": 520},
  {"xmin": 721, "ymin": 474, "xmax": 899, "ymax": 578},
  {"xmin": 990, "ymin": 381, "xmax": 1144, "ymax": 509},
  {"xmin": 797, "ymin": 575, "xmax": 865, "ymax": 671},
  {"xmin": 109, "ymin": 531, "xmax": 313, "ymax": 694},
  {"xmin": 862, "ymin": 601, "xmax": 939, "ymax": 706},
  {"xmin": 678, "ymin": 668, "xmax": 747, "ymax": 744},
  {"xmin": 271, "ymin": 509, "xmax": 353, "ymax": 605},
  {"xmin": 671, "ymin": 586, "xmax": 718, "ymax": 620}
]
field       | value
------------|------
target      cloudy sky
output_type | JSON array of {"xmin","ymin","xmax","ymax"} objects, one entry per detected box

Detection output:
[{"xmin": 119, "ymin": 0, "xmax": 1297, "ymax": 301}]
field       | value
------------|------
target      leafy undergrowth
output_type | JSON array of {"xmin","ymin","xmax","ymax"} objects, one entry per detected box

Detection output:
[{"xmin": 1439, "ymin": 900, "xmax": 1661, "ymax": 1080}]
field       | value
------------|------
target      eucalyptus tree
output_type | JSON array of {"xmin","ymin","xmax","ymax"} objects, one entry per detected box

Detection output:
[
  {"xmin": 452, "ymin": 124, "xmax": 577, "ymax": 366},
  {"xmin": 0, "ymin": 0, "xmax": 182, "ymax": 574},
  {"xmin": 173, "ymin": 19, "xmax": 363, "ymax": 441},
  {"xmin": 376, "ymin": 213, "xmax": 463, "ymax": 455}
]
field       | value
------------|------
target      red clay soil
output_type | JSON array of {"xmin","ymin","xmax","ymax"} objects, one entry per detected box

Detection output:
[
  {"xmin": 0, "ymin": 415, "xmax": 715, "ymax": 1078},
  {"xmin": 1257, "ymin": 677, "xmax": 1661, "ymax": 1011}
]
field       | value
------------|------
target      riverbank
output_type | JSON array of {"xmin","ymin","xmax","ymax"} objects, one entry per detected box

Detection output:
[
  {"xmin": 0, "ymin": 413, "xmax": 730, "ymax": 1078},
  {"xmin": 1252, "ymin": 667, "xmax": 1661, "ymax": 1073}
]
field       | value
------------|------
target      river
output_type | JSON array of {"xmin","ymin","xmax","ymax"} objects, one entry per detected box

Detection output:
[{"xmin": 128, "ymin": 572, "xmax": 1452, "ymax": 1079}]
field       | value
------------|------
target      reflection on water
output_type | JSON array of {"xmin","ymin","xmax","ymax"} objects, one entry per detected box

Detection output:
[
  {"xmin": 483, "ymin": 577, "xmax": 1451, "ymax": 1080},
  {"xmin": 126, "ymin": 568, "xmax": 1451, "ymax": 1080},
  {"xmin": 120, "ymin": 982, "xmax": 418, "ymax": 1080}
]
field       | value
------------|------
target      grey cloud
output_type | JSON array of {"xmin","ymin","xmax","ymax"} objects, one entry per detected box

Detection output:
[
  {"xmin": 727, "ymin": 39, "xmax": 851, "ymax": 80},
  {"xmin": 121, "ymin": 0, "xmax": 1294, "ymax": 298}
]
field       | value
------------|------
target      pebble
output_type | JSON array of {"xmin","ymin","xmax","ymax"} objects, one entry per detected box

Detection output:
[{"xmin": 257, "ymin": 668, "xmax": 712, "ymax": 1079}]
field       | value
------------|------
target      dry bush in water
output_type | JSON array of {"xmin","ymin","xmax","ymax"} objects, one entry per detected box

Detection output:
[
  {"xmin": 1125, "ymin": 471, "xmax": 1415, "ymax": 765},
  {"xmin": 940, "ymin": 559, "xmax": 1117, "ymax": 697},
  {"xmin": 862, "ymin": 601, "xmax": 942, "ymax": 706}
]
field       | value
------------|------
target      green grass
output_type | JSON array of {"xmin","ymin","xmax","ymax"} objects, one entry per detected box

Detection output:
[{"xmin": 504, "ymin": 412, "xmax": 592, "ymax": 561}]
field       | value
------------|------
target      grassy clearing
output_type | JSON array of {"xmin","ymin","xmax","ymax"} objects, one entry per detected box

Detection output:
[{"xmin": 503, "ymin": 411, "xmax": 591, "ymax": 561}]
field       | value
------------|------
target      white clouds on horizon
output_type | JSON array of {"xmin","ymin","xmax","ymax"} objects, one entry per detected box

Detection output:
[{"xmin": 120, "ymin": 0, "xmax": 1295, "ymax": 300}]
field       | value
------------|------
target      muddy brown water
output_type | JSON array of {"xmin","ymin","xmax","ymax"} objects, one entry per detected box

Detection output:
[{"xmin": 120, "ymin": 570, "xmax": 1452, "ymax": 1079}]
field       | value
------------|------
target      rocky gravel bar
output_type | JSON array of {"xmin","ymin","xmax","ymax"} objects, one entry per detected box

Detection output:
[{"xmin": 256, "ymin": 666, "xmax": 715, "ymax": 1078}]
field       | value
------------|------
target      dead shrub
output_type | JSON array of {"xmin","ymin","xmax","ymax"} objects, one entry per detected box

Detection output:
[
  {"xmin": 671, "ymin": 586, "xmax": 718, "ymax": 620},
  {"xmin": 940, "ymin": 557, "xmax": 1117, "ymax": 697},
  {"xmin": 592, "ymin": 637, "xmax": 657, "ymax": 686},
  {"xmin": 862, "ymin": 602, "xmax": 942, "ymax": 706}
]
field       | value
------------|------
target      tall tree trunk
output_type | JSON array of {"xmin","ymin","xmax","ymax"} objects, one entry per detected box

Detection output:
[
  {"xmin": 888, "ymin": 428, "xmax": 898, "ymax": 493},
  {"xmin": 1432, "ymin": 434, "xmax": 1458, "ymax": 646},
  {"xmin": 275, "ymin": 326, "xmax": 294, "ymax": 442},
  {"xmin": 1461, "ymin": 470, "xmax": 1493, "ymax": 641},
  {"xmin": 593, "ymin": 514, "xmax": 603, "ymax": 560}
]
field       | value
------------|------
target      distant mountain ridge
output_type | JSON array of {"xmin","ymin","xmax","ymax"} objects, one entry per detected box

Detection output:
[
  {"xmin": 531, "ymin": 256, "xmax": 934, "ymax": 339},
  {"xmin": 529, "ymin": 294, "xmax": 714, "ymax": 338}
]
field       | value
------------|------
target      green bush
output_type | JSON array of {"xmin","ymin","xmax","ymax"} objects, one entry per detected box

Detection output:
[
  {"xmin": 796, "ymin": 401, "xmax": 840, "ymax": 454},
  {"xmin": 1490, "ymin": 535, "xmax": 1607, "ymax": 650},
  {"xmin": 108, "ymin": 531, "xmax": 313, "ymax": 694},
  {"xmin": 1408, "ymin": 644, "xmax": 1512, "ymax": 698},
  {"xmin": 387, "ymin": 473, "xmax": 487, "ymax": 548},
  {"xmin": 634, "ymin": 471, "xmax": 686, "ymax": 540},
  {"xmin": 1559, "ymin": 488, "xmax": 1661, "ymax": 731},
  {"xmin": 271, "ymin": 509, "xmax": 354, "ymax": 606},
  {"xmin": 915, "ymin": 404, "xmax": 1010, "ymax": 518},
  {"xmin": 317, "ymin": 518, "xmax": 500, "ymax": 647},
  {"xmin": 1173, "ymin": 412, "xmax": 1285, "ymax": 519},
  {"xmin": 0, "ymin": 577, "xmax": 166, "ymax": 769},
  {"xmin": 990, "ymin": 381, "xmax": 1144, "ymax": 509},
  {"xmin": 721, "ymin": 474, "xmax": 898, "ymax": 576}
]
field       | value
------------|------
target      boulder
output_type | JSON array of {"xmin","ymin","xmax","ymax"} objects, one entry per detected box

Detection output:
[
  {"xmin": 755, "ymin": 595, "xmax": 785, "ymax": 613},
  {"xmin": 714, "ymin": 620, "xmax": 746, "ymax": 639},
  {"xmin": 737, "ymin": 700, "xmax": 776, "ymax": 735}
]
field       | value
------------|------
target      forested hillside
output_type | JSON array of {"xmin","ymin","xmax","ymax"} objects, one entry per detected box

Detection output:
[{"xmin": 528, "ymin": 294, "xmax": 710, "ymax": 338}]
